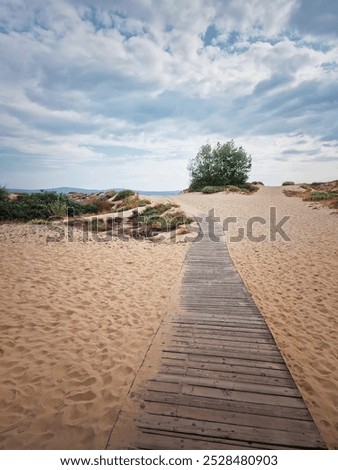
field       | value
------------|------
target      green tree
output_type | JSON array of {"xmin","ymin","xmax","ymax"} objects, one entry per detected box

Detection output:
[{"xmin": 188, "ymin": 140, "xmax": 252, "ymax": 191}]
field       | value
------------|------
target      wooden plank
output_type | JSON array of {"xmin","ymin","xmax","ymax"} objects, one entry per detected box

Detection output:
[
  {"xmin": 160, "ymin": 360, "xmax": 292, "ymax": 379},
  {"xmin": 162, "ymin": 352, "xmax": 289, "ymax": 370},
  {"xmin": 181, "ymin": 383, "xmax": 307, "ymax": 409},
  {"xmin": 172, "ymin": 332, "xmax": 275, "ymax": 345},
  {"xmin": 162, "ymin": 346, "xmax": 286, "ymax": 363},
  {"xmin": 144, "ymin": 391, "xmax": 313, "ymax": 421},
  {"xmin": 170, "ymin": 337, "xmax": 279, "ymax": 352},
  {"xmin": 135, "ymin": 432, "xmax": 259, "ymax": 450},
  {"xmin": 159, "ymin": 365, "xmax": 296, "ymax": 387},
  {"xmin": 151, "ymin": 374, "xmax": 302, "ymax": 398},
  {"xmin": 137, "ymin": 415, "xmax": 324, "ymax": 448},
  {"xmin": 143, "ymin": 402, "xmax": 319, "ymax": 434}
]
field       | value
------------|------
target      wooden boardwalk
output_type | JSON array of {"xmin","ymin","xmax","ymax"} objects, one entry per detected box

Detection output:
[{"xmin": 107, "ymin": 217, "xmax": 326, "ymax": 450}]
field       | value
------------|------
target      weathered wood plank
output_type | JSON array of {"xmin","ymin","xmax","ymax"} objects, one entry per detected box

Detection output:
[
  {"xmin": 143, "ymin": 391, "xmax": 313, "ymax": 421},
  {"xmin": 160, "ymin": 360, "xmax": 293, "ymax": 379},
  {"xmin": 143, "ymin": 402, "xmax": 319, "ymax": 434},
  {"xmin": 159, "ymin": 365, "xmax": 296, "ymax": 387},
  {"xmin": 162, "ymin": 346, "xmax": 286, "ymax": 363},
  {"xmin": 137, "ymin": 415, "xmax": 324, "ymax": 448},
  {"xmin": 161, "ymin": 352, "xmax": 289, "ymax": 370},
  {"xmin": 151, "ymin": 374, "xmax": 303, "ymax": 398}
]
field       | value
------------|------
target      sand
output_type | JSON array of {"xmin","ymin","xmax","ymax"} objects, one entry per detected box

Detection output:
[
  {"xmin": 174, "ymin": 186, "xmax": 338, "ymax": 449},
  {"xmin": 0, "ymin": 224, "xmax": 189, "ymax": 449},
  {"xmin": 0, "ymin": 186, "xmax": 337, "ymax": 449}
]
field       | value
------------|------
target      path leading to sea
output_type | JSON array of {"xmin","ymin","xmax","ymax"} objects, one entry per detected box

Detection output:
[{"xmin": 106, "ymin": 215, "xmax": 326, "ymax": 449}]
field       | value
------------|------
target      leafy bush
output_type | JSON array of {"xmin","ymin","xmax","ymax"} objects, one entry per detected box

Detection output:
[
  {"xmin": 114, "ymin": 189, "xmax": 135, "ymax": 201},
  {"xmin": 307, "ymin": 191, "xmax": 338, "ymax": 201},
  {"xmin": 131, "ymin": 204, "xmax": 192, "ymax": 234},
  {"xmin": 282, "ymin": 181, "xmax": 295, "ymax": 186},
  {"xmin": 0, "ymin": 187, "xmax": 9, "ymax": 202},
  {"xmin": 104, "ymin": 190, "xmax": 117, "ymax": 199},
  {"xmin": 201, "ymin": 186, "xmax": 224, "ymax": 194},
  {"xmin": 90, "ymin": 218, "xmax": 113, "ymax": 232},
  {"xmin": 89, "ymin": 197, "xmax": 112, "ymax": 214},
  {"xmin": 238, "ymin": 182, "xmax": 259, "ymax": 192},
  {"xmin": 136, "ymin": 204, "xmax": 173, "ymax": 219},
  {"xmin": 117, "ymin": 198, "xmax": 151, "ymax": 212},
  {"xmin": 0, "ymin": 191, "xmax": 98, "ymax": 221},
  {"xmin": 225, "ymin": 185, "xmax": 241, "ymax": 192},
  {"xmin": 48, "ymin": 199, "xmax": 68, "ymax": 217},
  {"xmin": 188, "ymin": 140, "xmax": 252, "ymax": 191},
  {"xmin": 300, "ymin": 183, "xmax": 311, "ymax": 190}
]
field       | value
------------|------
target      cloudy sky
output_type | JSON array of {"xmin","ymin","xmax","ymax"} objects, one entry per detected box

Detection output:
[{"xmin": 0, "ymin": 0, "xmax": 337, "ymax": 190}]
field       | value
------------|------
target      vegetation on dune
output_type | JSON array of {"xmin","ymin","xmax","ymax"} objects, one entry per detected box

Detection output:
[
  {"xmin": 0, "ymin": 186, "xmax": 9, "ymax": 202},
  {"xmin": 0, "ymin": 191, "xmax": 98, "ymax": 221},
  {"xmin": 201, "ymin": 183, "xmax": 258, "ymax": 195},
  {"xmin": 188, "ymin": 140, "xmax": 252, "ymax": 191},
  {"xmin": 116, "ymin": 196, "xmax": 151, "ymax": 212},
  {"xmin": 114, "ymin": 189, "xmax": 135, "ymax": 201},
  {"xmin": 282, "ymin": 181, "xmax": 295, "ymax": 186},
  {"xmin": 305, "ymin": 191, "xmax": 338, "ymax": 201},
  {"xmin": 283, "ymin": 180, "xmax": 338, "ymax": 212},
  {"xmin": 201, "ymin": 186, "xmax": 224, "ymax": 194},
  {"xmin": 0, "ymin": 186, "xmax": 194, "ymax": 240},
  {"xmin": 130, "ymin": 203, "xmax": 193, "ymax": 236}
]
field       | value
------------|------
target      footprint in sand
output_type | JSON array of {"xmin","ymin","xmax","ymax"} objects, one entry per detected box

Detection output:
[
  {"xmin": 67, "ymin": 390, "xmax": 97, "ymax": 402},
  {"xmin": 22, "ymin": 384, "xmax": 36, "ymax": 396},
  {"xmin": 78, "ymin": 377, "xmax": 96, "ymax": 387}
]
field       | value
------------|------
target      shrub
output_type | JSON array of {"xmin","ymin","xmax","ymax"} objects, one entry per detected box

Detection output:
[
  {"xmin": 225, "ymin": 185, "xmax": 241, "ymax": 192},
  {"xmin": 300, "ymin": 183, "xmax": 311, "ymax": 190},
  {"xmin": 201, "ymin": 186, "xmax": 224, "ymax": 194},
  {"xmin": 282, "ymin": 181, "xmax": 295, "ymax": 186},
  {"xmin": 48, "ymin": 199, "xmax": 68, "ymax": 217},
  {"xmin": 188, "ymin": 140, "xmax": 252, "ymax": 191},
  {"xmin": 114, "ymin": 189, "xmax": 135, "ymax": 201},
  {"xmin": 238, "ymin": 182, "xmax": 259, "ymax": 192},
  {"xmin": 0, "ymin": 186, "xmax": 9, "ymax": 202},
  {"xmin": 136, "ymin": 204, "xmax": 173, "ymax": 219},
  {"xmin": 306, "ymin": 192, "xmax": 338, "ymax": 201},
  {"xmin": 90, "ymin": 218, "xmax": 113, "ymax": 232},
  {"xmin": 131, "ymin": 204, "xmax": 193, "ymax": 234},
  {"xmin": 104, "ymin": 190, "xmax": 117, "ymax": 199},
  {"xmin": 0, "ymin": 191, "xmax": 98, "ymax": 221},
  {"xmin": 90, "ymin": 197, "xmax": 112, "ymax": 214},
  {"xmin": 117, "ymin": 198, "xmax": 151, "ymax": 212}
]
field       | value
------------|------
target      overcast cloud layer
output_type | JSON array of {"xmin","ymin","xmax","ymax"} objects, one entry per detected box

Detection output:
[{"xmin": 0, "ymin": 0, "xmax": 337, "ymax": 190}]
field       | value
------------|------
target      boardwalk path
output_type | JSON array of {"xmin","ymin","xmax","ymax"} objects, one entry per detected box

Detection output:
[{"xmin": 107, "ymin": 216, "xmax": 326, "ymax": 450}]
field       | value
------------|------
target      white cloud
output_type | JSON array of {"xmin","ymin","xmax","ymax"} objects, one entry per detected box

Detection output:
[{"xmin": 0, "ymin": 0, "xmax": 338, "ymax": 189}]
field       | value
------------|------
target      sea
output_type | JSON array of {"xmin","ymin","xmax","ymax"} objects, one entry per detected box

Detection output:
[{"xmin": 8, "ymin": 187, "xmax": 182, "ymax": 196}]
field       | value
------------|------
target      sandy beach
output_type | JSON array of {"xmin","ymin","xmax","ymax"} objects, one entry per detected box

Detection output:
[
  {"xmin": 0, "ymin": 225, "xmax": 189, "ymax": 449},
  {"xmin": 0, "ymin": 186, "xmax": 337, "ymax": 449}
]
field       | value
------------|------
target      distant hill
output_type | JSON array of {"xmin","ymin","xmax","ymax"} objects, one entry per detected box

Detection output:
[
  {"xmin": 8, "ymin": 187, "xmax": 181, "ymax": 196},
  {"xmin": 8, "ymin": 187, "xmax": 101, "ymax": 194}
]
